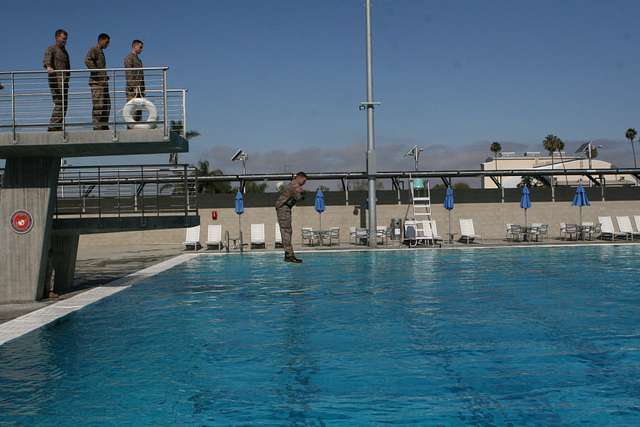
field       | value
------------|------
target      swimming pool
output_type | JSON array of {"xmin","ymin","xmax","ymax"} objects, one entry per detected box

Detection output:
[{"xmin": 1, "ymin": 246, "xmax": 639, "ymax": 425}]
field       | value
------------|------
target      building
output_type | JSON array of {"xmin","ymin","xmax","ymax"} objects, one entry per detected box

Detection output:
[{"xmin": 480, "ymin": 152, "xmax": 635, "ymax": 188}]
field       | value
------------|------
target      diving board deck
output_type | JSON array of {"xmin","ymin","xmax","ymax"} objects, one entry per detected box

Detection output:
[{"xmin": 0, "ymin": 129, "xmax": 188, "ymax": 158}]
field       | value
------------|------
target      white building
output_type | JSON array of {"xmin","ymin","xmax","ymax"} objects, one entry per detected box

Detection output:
[{"xmin": 480, "ymin": 152, "xmax": 635, "ymax": 189}]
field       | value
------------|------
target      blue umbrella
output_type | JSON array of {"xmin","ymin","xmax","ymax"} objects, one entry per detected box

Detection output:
[
  {"xmin": 235, "ymin": 191, "xmax": 244, "ymax": 251},
  {"xmin": 315, "ymin": 190, "xmax": 326, "ymax": 230},
  {"xmin": 444, "ymin": 186, "xmax": 454, "ymax": 242},
  {"xmin": 572, "ymin": 183, "xmax": 590, "ymax": 225},
  {"xmin": 235, "ymin": 191, "xmax": 244, "ymax": 215},
  {"xmin": 520, "ymin": 185, "xmax": 531, "ymax": 226}
]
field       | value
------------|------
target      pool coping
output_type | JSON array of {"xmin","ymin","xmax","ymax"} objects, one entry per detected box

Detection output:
[{"xmin": 0, "ymin": 253, "xmax": 197, "ymax": 347}]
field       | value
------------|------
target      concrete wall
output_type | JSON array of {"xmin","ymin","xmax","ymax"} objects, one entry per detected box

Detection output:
[{"xmin": 79, "ymin": 199, "xmax": 640, "ymax": 249}]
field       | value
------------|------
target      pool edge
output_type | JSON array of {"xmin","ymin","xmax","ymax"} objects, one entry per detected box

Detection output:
[{"xmin": 0, "ymin": 253, "xmax": 198, "ymax": 347}]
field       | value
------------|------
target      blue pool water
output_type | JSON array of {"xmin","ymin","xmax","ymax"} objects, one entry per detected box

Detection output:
[{"xmin": 1, "ymin": 246, "xmax": 640, "ymax": 426}]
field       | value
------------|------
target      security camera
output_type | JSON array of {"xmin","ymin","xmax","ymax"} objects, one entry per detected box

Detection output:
[{"xmin": 231, "ymin": 149, "xmax": 248, "ymax": 162}]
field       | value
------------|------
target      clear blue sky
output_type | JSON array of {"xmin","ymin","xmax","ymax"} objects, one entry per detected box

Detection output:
[{"xmin": 2, "ymin": 0, "xmax": 640, "ymax": 170}]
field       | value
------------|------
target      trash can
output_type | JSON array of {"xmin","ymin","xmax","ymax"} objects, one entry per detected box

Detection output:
[{"xmin": 390, "ymin": 218, "xmax": 402, "ymax": 240}]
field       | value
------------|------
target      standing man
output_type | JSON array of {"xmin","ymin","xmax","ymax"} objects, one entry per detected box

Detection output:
[
  {"xmin": 84, "ymin": 33, "xmax": 110, "ymax": 130},
  {"xmin": 124, "ymin": 39, "xmax": 145, "ymax": 124},
  {"xmin": 43, "ymin": 29, "xmax": 70, "ymax": 131},
  {"xmin": 275, "ymin": 172, "xmax": 307, "ymax": 263}
]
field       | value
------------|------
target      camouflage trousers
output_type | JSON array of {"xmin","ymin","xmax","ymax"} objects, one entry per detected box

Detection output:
[
  {"xmin": 276, "ymin": 206, "xmax": 294, "ymax": 256},
  {"xmin": 91, "ymin": 85, "xmax": 111, "ymax": 130}
]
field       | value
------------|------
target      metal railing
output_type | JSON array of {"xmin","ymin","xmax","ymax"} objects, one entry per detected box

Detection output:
[
  {"xmin": 0, "ymin": 67, "xmax": 187, "ymax": 140},
  {"xmin": 53, "ymin": 164, "xmax": 198, "ymax": 219}
]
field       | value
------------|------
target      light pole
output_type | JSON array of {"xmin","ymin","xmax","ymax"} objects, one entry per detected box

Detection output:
[
  {"xmin": 405, "ymin": 145, "xmax": 424, "ymax": 171},
  {"xmin": 360, "ymin": 0, "xmax": 380, "ymax": 248}
]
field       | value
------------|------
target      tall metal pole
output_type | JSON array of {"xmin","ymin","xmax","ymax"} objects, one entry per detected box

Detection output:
[{"xmin": 364, "ymin": 0, "xmax": 377, "ymax": 247}]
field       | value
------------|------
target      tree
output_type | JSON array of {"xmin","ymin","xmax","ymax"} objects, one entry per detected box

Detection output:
[
  {"xmin": 169, "ymin": 120, "xmax": 200, "ymax": 165},
  {"xmin": 543, "ymin": 134, "xmax": 566, "ymax": 185},
  {"xmin": 490, "ymin": 141, "xmax": 502, "ymax": 188},
  {"xmin": 194, "ymin": 160, "xmax": 233, "ymax": 194},
  {"xmin": 626, "ymin": 128, "xmax": 637, "ymax": 169},
  {"xmin": 518, "ymin": 176, "xmax": 544, "ymax": 188},
  {"xmin": 244, "ymin": 182, "xmax": 268, "ymax": 193}
]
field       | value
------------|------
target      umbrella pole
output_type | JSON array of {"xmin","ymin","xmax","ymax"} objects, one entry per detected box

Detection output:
[
  {"xmin": 448, "ymin": 210, "xmax": 452, "ymax": 243},
  {"xmin": 579, "ymin": 206, "xmax": 582, "ymax": 227},
  {"xmin": 319, "ymin": 213, "xmax": 322, "ymax": 231},
  {"xmin": 239, "ymin": 215, "xmax": 243, "ymax": 253},
  {"xmin": 525, "ymin": 209, "xmax": 527, "ymax": 227}
]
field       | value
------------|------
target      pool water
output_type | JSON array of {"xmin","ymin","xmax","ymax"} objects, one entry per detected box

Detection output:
[{"xmin": 1, "ymin": 246, "xmax": 640, "ymax": 426}]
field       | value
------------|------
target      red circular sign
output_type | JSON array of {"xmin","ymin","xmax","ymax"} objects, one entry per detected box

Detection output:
[{"xmin": 11, "ymin": 210, "xmax": 33, "ymax": 234}]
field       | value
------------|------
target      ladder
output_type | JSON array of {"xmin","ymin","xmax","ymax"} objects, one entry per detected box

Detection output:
[{"xmin": 409, "ymin": 176, "xmax": 432, "ymax": 220}]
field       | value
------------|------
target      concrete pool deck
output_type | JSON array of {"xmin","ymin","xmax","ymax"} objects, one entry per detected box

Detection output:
[{"xmin": 0, "ymin": 238, "xmax": 638, "ymax": 345}]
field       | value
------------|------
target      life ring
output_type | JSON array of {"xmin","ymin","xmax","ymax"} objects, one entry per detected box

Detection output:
[{"xmin": 122, "ymin": 97, "xmax": 158, "ymax": 129}]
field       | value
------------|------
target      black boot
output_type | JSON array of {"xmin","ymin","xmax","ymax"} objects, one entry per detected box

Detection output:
[{"xmin": 284, "ymin": 254, "xmax": 303, "ymax": 263}]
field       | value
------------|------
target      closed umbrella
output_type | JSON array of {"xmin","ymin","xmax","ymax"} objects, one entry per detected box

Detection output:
[
  {"xmin": 235, "ymin": 191, "xmax": 244, "ymax": 252},
  {"xmin": 572, "ymin": 183, "xmax": 590, "ymax": 226},
  {"xmin": 444, "ymin": 186, "xmax": 454, "ymax": 243},
  {"xmin": 315, "ymin": 189, "xmax": 326, "ymax": 230},
  {"xmin": 520, "ymin": 185, "xmax": 531, "ymax": 226}
]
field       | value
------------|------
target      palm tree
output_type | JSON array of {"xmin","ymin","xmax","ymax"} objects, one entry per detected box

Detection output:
[
  {"xmin": 489, "ymin": 142, "xmax": 502, "ymax": 187},
  {"xmin": 194, "ymin": 160, "xmax": 232, "ymax": 194},
  {"xmin": 626, "ymin": 128, "xmax": 637, "ymax": 169},
  {"xmin": 543, "ymin": 134, "xmax": 566, "ymax": 186},
  {"xmin": 555, "ymin": 137, "xmax": 569, "ymax": 186},
  {"xmin": 169, "ymin": 120, "xmax": 200, "ymax": 165}
]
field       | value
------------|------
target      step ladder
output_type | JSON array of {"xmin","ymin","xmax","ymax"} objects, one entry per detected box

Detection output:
[{"xmin": 409, "ymin": 176, "xmax": 432, "ymax": 220}]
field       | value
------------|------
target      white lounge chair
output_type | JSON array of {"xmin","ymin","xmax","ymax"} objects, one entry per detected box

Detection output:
[
  {"xmin": 183, "ymin": 225, "xmax": 201, "ymax": 250},
  {"xmin": 459, "ymin": 218, "xmax": 481, "ymax": 244},
  {"xmin": 559, "ymin": 222, "xmax": 567, "ymax": 240},
  {"xmin": 275, "ymin": 223, "xmax": 283, "ymax": 248},
  {"xmin": 326, "ymin": 227, "xmax": 340, "ymax": 246},
  {"xmin": 634, "ymin": 216, "xmax": 640, "ymax": 233},
  {"xmin": 616, "ymin": 216, "xmax": 638, "ymax": 239},
  {"xmin": 250, "ymin": 223, "xmax": 266, "ymax": 248},
  {"xmin": 206, "ymin": 224, "xmax": 223, "ymax": 250},
  {"xmin": 428, "ymin": 220, "xmax": 443, "ymax": 246},
  {"xmin": 598, "ymin": 216, "xmax": 628, "ymax": 240}
]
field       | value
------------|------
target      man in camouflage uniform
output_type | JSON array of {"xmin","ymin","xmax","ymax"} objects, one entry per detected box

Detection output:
[
  {"xmin": 275, "ymin": 172, "xmax": 307, "ymax": 263},
  {"xmin": 84, "ymin": 33, "xmax": 111, "ymax": 130},
  {"xmin": 43, "ymin": 29, "xmax": 70, "ymax": 131},
  {"xmin": 124, "ymin": 39, "xmax": 145, "ymax": 124}
]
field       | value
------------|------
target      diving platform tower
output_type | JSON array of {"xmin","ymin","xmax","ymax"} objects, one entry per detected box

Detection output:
[{"xmin": 0, "ymin": 67, "xmax": 193, "ymax": 303}]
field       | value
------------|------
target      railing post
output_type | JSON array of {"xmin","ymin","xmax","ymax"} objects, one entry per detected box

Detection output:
[
  {"xmin": 184, "ymin": 164, "xmax": 189, "ymax": 218},
  {"xmin": 162, "ymin": 68, "xmax": 169, "ymax": 139},
  {"xmin": 98, "ymin": 167, "xmax": 102, "ymax": 219},
  {"xmin": 140, "ymin": 165, "xmax": 145, "ymax": 217},
  {"xmin": 182, "ymin": 89, "xmax": 187, "ymax": 138},
  {"xmin": 62, "ymin": 72, "xmax": 66, "ymax": 141},
  {"xmin": 112, "ymin": 70, "xmax": 117, "ymax": 141},
  {"xmin": 11, "ymin": 73, "xmax": 16, "ymax": 143}
]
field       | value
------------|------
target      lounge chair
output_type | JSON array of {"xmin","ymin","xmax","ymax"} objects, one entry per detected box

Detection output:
[
  {"xmin": 183, "ymin": 225, "xmax": 201, "ymax": 250},
  {"xmin": 508, "ymin": 224, "xmax": 525, "ymax": 242},
  {"xmin": 598, "ymin": 216, "xmax": 628, "ymax": 240},
  {"xmin": 250, "ymin": 224, "xmax": 266, "ymax": 248},
  {"xmin": 634, "ymin": 216, "xmax": 640, "ymax": 233},
  {"xmin": 206, "ymin": 224, "xmax": 223, "ymax": 250},
  {"xmin": 616, "ymin": 216, "xmax": 639, "ymax": 240},
  {"xmin": 459, "ymin": 219, "xmax": 481, "ymax": 244},
  {"xmin": 275, "ymin": 223, "xmax": 283, "ymax": 248},
  {"xmin": 559, "ymin": 222, "xmax": 567, "ymax": 240},
  {"xmin": 427, "ymin": 220, "xmax": 443, "ymax": 246}
]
